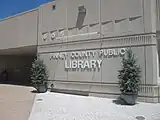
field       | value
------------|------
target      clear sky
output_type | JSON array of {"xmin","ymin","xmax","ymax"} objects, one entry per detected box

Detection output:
[{"xmin": 0, "ymin": 0, "xmax": 53, "ymax": 19}]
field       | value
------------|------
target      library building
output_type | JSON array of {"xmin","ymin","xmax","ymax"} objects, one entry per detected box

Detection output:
[{"xmin": 0, "ymin": 0, "xmax": 160, "ymax": 102}]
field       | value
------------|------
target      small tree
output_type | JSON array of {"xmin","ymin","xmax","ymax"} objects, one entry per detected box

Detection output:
[
  {"xmin": 30, "ymin": 55, "xmax": 49, "ymax": 89},
  {"xmin": 118, "ymin": 48, "xmax": 141, "ymax": 93}
]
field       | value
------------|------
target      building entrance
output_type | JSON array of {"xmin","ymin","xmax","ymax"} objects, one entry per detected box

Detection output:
[{"xmin": 0, "ymin": 46, "xmax": 36, "ymax": 86}]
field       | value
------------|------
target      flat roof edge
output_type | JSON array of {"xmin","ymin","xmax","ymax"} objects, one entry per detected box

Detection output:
[
  {"xmin": 39, "ymin": 0, "xmax": 56, "ymax": 7},
  {"xmin": 0, "ymin": 8, "xmax": 38, "ymax": 22},
  {"xmin": 0, "ymin": 0, "xmax": 56, "ymax": 22}
]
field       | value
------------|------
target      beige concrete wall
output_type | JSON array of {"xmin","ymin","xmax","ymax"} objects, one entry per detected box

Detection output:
[
  {"xmin": 0, "ymin": 9, "xmax": 38, "ymax": 50},
  {"xmin": 157, "ymin": 0, "xmax": 160, "ymax": 31},
  {"xmin": 37, "ymin": 0, "xmax": 159, "ymax": 101},
  {"xmin": 39, "ymin": 35, "xmax": 157, "ymax": 85},
  {"xmin": 38, "ymin": 0, "xmax": 145, "ymax": 46},
  {"xmin": 38, "ymin": 0, "xmax": 158, "ymax": 40}
]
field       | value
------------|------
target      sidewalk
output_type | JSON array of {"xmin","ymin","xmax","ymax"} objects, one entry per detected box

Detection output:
[
  {"xmin": 29, "ymin": 92, "xmax": 160, "ymax": 120},
  {"xmin": 0, "ymin": 84, "xmax": 35, "ymax": 120}
]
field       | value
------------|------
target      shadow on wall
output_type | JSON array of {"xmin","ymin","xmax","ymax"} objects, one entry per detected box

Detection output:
[
  {"xmin": 0, "ymin": 55, "xmax": 36, "ymax": 87},
  {"xmin": 0, "ymin": 68, "xmax": 31, "ymax": 87}
]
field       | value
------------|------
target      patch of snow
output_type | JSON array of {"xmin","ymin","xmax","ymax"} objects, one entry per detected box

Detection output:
[{"xmin": 28, "ymin": 92, "xmax": 160, "ymax": 120}]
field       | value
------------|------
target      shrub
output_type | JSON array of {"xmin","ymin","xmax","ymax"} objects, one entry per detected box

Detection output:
[
  {"xmin": 30, "ymin": 55, "xmax": 49, "ymax": 88},
  {"xmin": 118, "ymin": 48, "xmax": 141, "ymax": 93}
]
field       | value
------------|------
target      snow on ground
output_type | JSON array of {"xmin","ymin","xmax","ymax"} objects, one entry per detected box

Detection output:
[{"xmin": 28, "ymin": 92, "xmax": 160, "ymax": 120}]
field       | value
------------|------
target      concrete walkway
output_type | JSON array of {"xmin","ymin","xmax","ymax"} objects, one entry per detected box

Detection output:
[
  {"xmin": 29, "ymin": 92, "xmax": 160, "ymax": 120},
  {"xmin": 0, "ymin": 84, "xmax": 36, "ymax": 120}
]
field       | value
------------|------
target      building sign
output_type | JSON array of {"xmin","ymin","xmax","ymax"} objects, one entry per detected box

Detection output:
[
  {"xmin": 42, "ymin": 30, "xmax": 98, "ymax": 41},
  {"xmin": 42, "ymin": 31, "xmax": 65, "ymax": 41},
  {"xmin": 50, "ymin": 48, "xmax": 126, "ymax": 71}
]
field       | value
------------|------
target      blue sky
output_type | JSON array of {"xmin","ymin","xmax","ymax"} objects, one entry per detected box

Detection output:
[{"xmin": 0, "ymin": 0, "xmax": 53, "ymax": 19}]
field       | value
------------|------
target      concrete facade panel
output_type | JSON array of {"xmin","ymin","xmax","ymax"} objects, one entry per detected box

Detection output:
[
  {"xmin": 40, "ymin": 54, "xmax": 68, "ymax": 81},
  {"xmin": 146, "ymin": 45, "xmax": 159, "ymax": 84},
  {"xmin": 101, "ymin": 0, "xmax": 145, "ymax": 36},
  {"xmin": 38, "ymin": 0, "xmax": 158, "ymax": 46},
  {"xmin": 102, "ymin": 46, "xmax": 145, "ymax": 84},
  {"xmin": 38, "ymin": 0, "xmax": 67, "ymax": 45},
  {"xmin": 101, "ymin": 0, "xmax": 142, "ymax": 21},
  {"xmin": 143, "ymin": 0, "xmax": 157, "ymax": 33},
  {"xmin": 67, "ymin": 0, "xmax": 99, "ymax": 28},
  {"xmin": 0, "ymin": 10, "xmax": 38, "ymax": 49},
  {"xmin": 39, "ymin": 46, "xmax": 147, "ymax": 84},
  {"xmin": 39, "ymin": 0, "xmax": 67, "ymax": 32}
]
